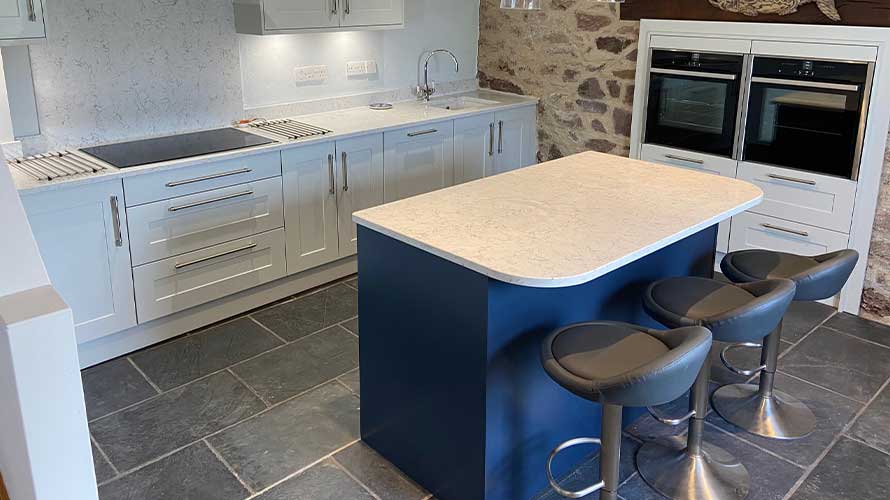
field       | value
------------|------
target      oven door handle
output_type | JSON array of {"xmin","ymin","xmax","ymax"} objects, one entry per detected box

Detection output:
[
  {"xmin": 750, "ymin": 76, "xmax": 859, "ymax": 92},
  {"xmin": 649, "ymin": 68, "xmax": 737, "ymax": 81}
]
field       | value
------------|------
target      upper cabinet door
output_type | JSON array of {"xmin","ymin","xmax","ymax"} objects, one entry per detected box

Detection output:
[
  {"xmin": 282, "ymin": 141, "xmax": 342, "ymax": 275},
  {"xmin": 262, "ymin": 0, "xmax": 340, "ymax": 31},
  {"xmin": 491, "ymin": 106, "xmax": 538, "ymax": 177},
  {"xmin": 383, "ymin": 121, "xmax": 455, "ymax": 203},
  {"xmin": 22, "ymin": 180, "xmax": 137, "ymax": 344},
  {"xmin": 0, "ymin": 0, "xmax": 45, "ymax": 41},
  {"xmin": 340, "ymin": 0, "xmax": 404, "ymax": 27},
  {"xmin": 336, "ymin": 134, "xmax": 384, "ymax": 257},
  {"xmin": 454, "ymin": 113, "xmax": 495, "ymax": 185}
]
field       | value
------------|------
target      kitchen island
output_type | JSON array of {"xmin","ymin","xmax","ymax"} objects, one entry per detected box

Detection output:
[{"xmin": 353, "ymin": 151, "xmax": 762, "ymax": 500}]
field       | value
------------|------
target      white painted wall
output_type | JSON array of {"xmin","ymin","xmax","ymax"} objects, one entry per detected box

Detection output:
[{"xmin": 235, "ymin": 0, "xmax": 481, "ymax": 108}]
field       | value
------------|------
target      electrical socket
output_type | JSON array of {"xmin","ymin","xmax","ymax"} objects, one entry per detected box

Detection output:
[
  {"xmin": 294, "ymin": 65, "xmax": 328, "ymax": 83},
  {"xmin": 345, "ymin": 60, "xmax": 379, "ymax": 77}
]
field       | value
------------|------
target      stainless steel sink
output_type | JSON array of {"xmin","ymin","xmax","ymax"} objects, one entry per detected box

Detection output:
[{"xmin": 428, "ymin": 96, "xmax": 501, "ymax": 111}]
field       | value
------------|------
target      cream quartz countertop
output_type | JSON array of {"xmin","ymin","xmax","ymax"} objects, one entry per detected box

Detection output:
[
  {"xmin": 353, "ymin": 152, "xmax": 764, "ymax": 288},
  {"xmin": 11, "ymin": 89, "xmax": 537, "ymax": 194}
]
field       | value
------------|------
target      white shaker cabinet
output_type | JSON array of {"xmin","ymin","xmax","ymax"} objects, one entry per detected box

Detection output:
[
  {"xmin": 234, "ymin": 0, "xmax": 403, "ymax": 34},
  {"xmin": 336, "ymin": 133, "xmax": 384, "ymax": 256},
  {"xmin": 254, "ymin": 0, "xmax": 339, "ymax": 31},
  {"xmin": 0, "ymin": 0, "xmax": 45, "ymax": 41},
  {"xmin": 383, "ymin": 121, "xmax": 455, "ymax": 203},
  {"xmin": 282, "ymin": 141, "xmax": 341, "ymax": 275},
  {"xmin": 21, "ymin": 180, "xmax": 137, "ymax": 343},
  {"xmin": 489, "ymin": 106, "xmax": 538, "ymax": 176},
  {"xmin": 340, "ymin": 0, "xmax": 404, "ymax": 27},
  {"xmin": 454, "ymin": 113, "xmax": 495, "ymax": 185}
]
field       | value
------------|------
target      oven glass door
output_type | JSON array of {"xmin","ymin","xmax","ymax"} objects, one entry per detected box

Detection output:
[
  {"xmin": 645, "ymin": 72, "xmax": 741, "ymax": 158},
  {"xmin": 743, "ymin": 80, "xmax": 865, "ymax": 179}
]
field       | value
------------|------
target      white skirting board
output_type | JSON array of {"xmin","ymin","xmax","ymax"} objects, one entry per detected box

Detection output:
[{"xmin": 77, "ymin": 256, "xmax": 357, "ymax": 369}]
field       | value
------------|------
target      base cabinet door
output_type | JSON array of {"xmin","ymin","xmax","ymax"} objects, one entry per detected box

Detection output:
[
  {"xmin": 283, "ymin": 141, "xmax": 341, "ymax": 275},
  {"xmin": 340, "ymin": 0, "xmax": 403, "ymax": 27},
  {"xmin": 383, "ymin": 121, "xmax": 455, "ymax": 203},
  {"xmin": 490, "ymin": 106, "xmax": 537, "ymax": 176},
  {"xmin": 0, "ymin": 0, "xmax": 45, "ymax": 41},
  {"xmin": 22, "ymin": 180, "xmax": 137, "ymax": 343},
  {"xmin": 336, "ymin": 134, "xmax": 384, "ymax": 256},
  {"xmin": 454, "ymin": 113, "xmax": 495, "ymax": 184}
]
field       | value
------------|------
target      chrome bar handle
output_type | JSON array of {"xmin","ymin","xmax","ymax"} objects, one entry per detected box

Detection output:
[
  {"xmin": 751, "ymin": 76, "xmax": 859, "ymax": 92},
  {"xmin": 175, "ymin": 243, "xmax": 258, "ymax": 270},
  {"xmin": 165, "ymin": 168, "xmax": 252, "ymax": 188},
  {"xmin": 766, "ymin": 173, "xmax": 817, "ymax": 186},
  {"xmin": 761, "ymin": 223, "xmax": 809, "ymax": 238},
  {"xmin": 497, "ymin": 120, "xmax": 504, "ymax": 154},
  {"xmin": 647, "ymin": 407, "xmax": 696, "ymax": 426},
  {"xmin": 27, "ymin": 0, "xmax": 36, "ymax": 22},
  {"xmin": 328, "ymin": 154, "xmax": 335, "ymax": 195},
  {"xmin": 720, "ymin": 342, "xmax": 767, "ymax": 377},
  {"xmin": 664, "ymin": 154, "xmax": 704, "ymax": 165},
  {"xmin": 546, "ymin": 438, "xmax": 605, "ymax": 498},
  {"xmin": 168, "ymin": 190, "xmax": 254, "ymax": 212},
  {"xmin": 344, "ymin": 0, "xmax": 350, "ymax": 14},
  {"xmin": 341, "ymin": 152, "xmax": 349, "ymax": 192},
  {"xmin": 110, "ymin": 196, "xmax": 123, "ymax": 247},
  {"xmin": 407, "ymin": 129, "xmax": 437, "ymax": 137},
  {"xmin": 489, "ymin": 123, "xmax": 495, "ymax": 157},
  {"xmin": 332, "ymin": 0, "xmax": 338, "ymax": 15},
  {"xmin": 650, "ymin": 67, "xmax": 737, "ymax": 81}
]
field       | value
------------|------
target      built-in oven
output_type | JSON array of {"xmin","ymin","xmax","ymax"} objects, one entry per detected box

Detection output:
[
  {"xmin": 741, "ymin": 56, "xmax": 874, "ymax": 180},
  {"xmin": 644, "ymin": 49, "xmax": 745, "ymax": 158}
]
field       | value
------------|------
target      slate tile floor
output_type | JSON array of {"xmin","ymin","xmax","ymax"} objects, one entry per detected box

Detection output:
[{"xmin": 84, "ymin": 276, "xmax": 890, "ymax": 500}]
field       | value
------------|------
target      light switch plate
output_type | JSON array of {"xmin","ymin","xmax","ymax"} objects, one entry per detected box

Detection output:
[{"xmin": 294, "ymin": 65, "xmax": 328, "ymax": 83}]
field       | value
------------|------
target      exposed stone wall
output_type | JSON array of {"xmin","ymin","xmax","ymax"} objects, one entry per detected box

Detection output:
[{"xmin": 862, "ymin": 136, "xmax": 890, "ymax": 323}]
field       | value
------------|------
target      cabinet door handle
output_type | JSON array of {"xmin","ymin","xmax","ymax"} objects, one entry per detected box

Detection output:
[
  {"xmin": 664, "ymin": 154, "xmax": 704, "ymax": 165},
  {"xmin": 27, "ymin": 0, "xmax": 36, "ymax": 22},
  {"xmin": 407, "ymin": 129, "xmax": 437, "ymax": 137},
  {"xmin": 766, "ymin": 173, "xmax": 817, "ymax": 186},
  {"xmin": 761, "ymin": 223, "xmax": 809, "ymax": 238},
  {"xmin": 332, "ymin": 0, "xmax": 338, "ymax": 15},
  {"xmin": 341, "ymin": 152, "xmax": 349, "ymax": 192},
  {"xmin": 345, "ymin": 0, "xmax": 350, "ymax": 14},
  {"xmin": 497, "ymin": 121, "xmax": 504, "ymax": 154},
  {"xmin": 165, "ymin": 168, "xmax": 252, "ymax": 188},
  {"xmin": 174, "ymin": 243, "xmax": 258, "ymax": 270},
  {"xmin": 489, "ymin": 123, "xmax": 495, "ymax": 157},
  {"xmin": 328, "ymin": 154, "xmax": 336, "ymax": 195},
  {"xmin": 110, "ymin": 196, "xmax": 123, "ymax": 247},
  {"xmin": 168, "ymin": 190, "xmax": 254, "ymax": 212}
]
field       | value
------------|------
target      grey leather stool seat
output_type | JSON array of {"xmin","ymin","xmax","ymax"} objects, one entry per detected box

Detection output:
[
  {"xmin": 638, "ymin": 276, "xmax": 796, "ymax": 500},
  {"xmin": 542, "ymin": 321, "xmax": 712, "ymax": 500},
  {"xmin": 715, "ymin": 249, "xmax": 859, "ymax": 440}
]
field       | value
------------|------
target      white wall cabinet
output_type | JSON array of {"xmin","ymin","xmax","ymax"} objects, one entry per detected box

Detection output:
[
  {"xmin": 0, "ymin": 0, "xmax": 45, "ymax": 42},
  {"xmin": 341, "ymin": 0, "xmax": 404, "ymax": 27},
  {"xmin": 384, "ymin": 121, "xmax": 455, "ymax": 203},
  {"xmin": 21, "ymin": 180, "xmax": 137, "ymax": 343},
  {"xmin": 282, "ymin": 141, "xmax": 342, "ymax": 275},
  {"xmin": 234, "ymin": 0, "xmax": 403, "ymax": 34},
  {"xmin": 336, "ymin": 133, "xmax": 384, "ymax": 256}
]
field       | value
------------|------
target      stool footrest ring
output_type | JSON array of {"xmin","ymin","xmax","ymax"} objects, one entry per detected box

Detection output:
[
  {"xmin": 720, "ymin": 342, "xmax": 766, "ymax": 377},
  {"xmin": 647, "ymin": 407, "xmax": 696, "ymax": 426},
  {"xmin": 546, "ymin": 437, "xmax": 606, "ymax": 498}
]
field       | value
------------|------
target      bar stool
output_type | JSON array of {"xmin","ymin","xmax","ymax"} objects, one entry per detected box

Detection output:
[
  {"xmin": 715, "ymin": 249, "xmax": 859, "ymax": 439},
  {"xmin": 541, "ymin": 321, "xmax": 712, "ymax": 500},
  {"xmin": 637, "ymin": 276, "xmax": 796, "ymax": 500}
]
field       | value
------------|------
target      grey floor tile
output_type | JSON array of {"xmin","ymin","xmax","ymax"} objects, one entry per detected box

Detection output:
[
  {"xmin": 847, "ymin": 383, "xmax": 890, "ymax": 455},
  {"xmin": 534, "ymin": 436, "xmax": 639, "ymax": 500},
  {"xmin": 779, "ymin": 327, "xmax": 890, "ymax": 403},
  {"xmin": 339, "ymin": 369, "xmax": 361, "ymax": 396},
  {"xmin": 92, "ymin": 441, "xmax": 117, "ymax": 484},
  {"xmin": 706, "ymin": 372, "xmax": 862, "ymax": 467},
  {"xmin": 232, "ymin": 325, "xmax": 359, "ymax": 404},
  {"xmin": 342, "ymin": 316, "xmax": 360, "ymax": 336},
  {"xmin": 781, "ymin": 301, "xmax": 836, "ymax": 343},
  {"xmin": 82, "ymin": 358, "xmax": 158, "ymax": 421},
  {"xmin": 622, "ymin": 425, "xmax": 804, "ymax": 500},
  {"xmin": 791, "ymin": 437, "xmax": 890, "ymax": 500},
  {"xmin": 626, "ymin": 381, "xmax": 719, "ymax": 441},
  {"xmin": 130, "ymin": 317, "xmax": 283, "ymax": 391},
  {"xmin": 91, "ymin": 371, "xmax": 265, "ymax": 471},
  {"xmin": 98, "ymin": 442, "xmax": 248, "ymax": 500},
  {"xmin": 253, "ymin": 284, "xmax": 358, "ymax": 341},
  {"xmin": 255, "ymin": 459, "xmax": 373, "ymax": 500},
  {"xmin": 208, "ymin": 382, "xmax": 360, "ymax": 491},
  {"xmin": 345, "ymin": 276, "xmax": 359, "ymax": 290},
  {"xmin": 709, "ymin": 340, "xmax": 792, "ymax": 385},
  {"xmin": 335, "ymin": 441, "xmax": 428, "ymax": 500},
  {"xmin": 824, "ymin": 312, "xmax": 890, "ymax": 348}
]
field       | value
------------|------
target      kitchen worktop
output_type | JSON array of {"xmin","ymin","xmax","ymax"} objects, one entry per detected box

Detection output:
[
  {"xmin": 354, "ymin": 151, "xmax": 763, "ymax": 288},
  {"xmin": 10, "ymin": 89, "xmax": 537, "ymax": 194}
]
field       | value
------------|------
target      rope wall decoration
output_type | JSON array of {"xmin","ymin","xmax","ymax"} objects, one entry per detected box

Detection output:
[{"xmin": 621, "ymin": 0, "xmax": 890, "ymax": 27}]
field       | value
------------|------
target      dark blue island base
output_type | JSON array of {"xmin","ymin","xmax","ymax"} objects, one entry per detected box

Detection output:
[{"xmin": 357, "ymin": 225, "xmax": 718, "ymax": 500}]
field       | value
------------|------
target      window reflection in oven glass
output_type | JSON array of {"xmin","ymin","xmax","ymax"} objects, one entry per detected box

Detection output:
[{"xmin": 658, "ymin": 78, "xmax": 728, "ymax": 134}]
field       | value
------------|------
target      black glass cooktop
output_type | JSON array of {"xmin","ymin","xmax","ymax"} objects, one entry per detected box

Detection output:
[{"xmin": 80, "ymin": 128, "xmax": 276, "ymax": 169}]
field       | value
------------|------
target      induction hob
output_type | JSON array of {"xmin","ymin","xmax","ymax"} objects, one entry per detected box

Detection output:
[{"xmin": 80, "ymin": 128, "xmax": 276, "ymax": 169}]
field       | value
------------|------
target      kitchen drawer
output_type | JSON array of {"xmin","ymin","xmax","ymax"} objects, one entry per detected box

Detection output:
[
  {"xmin": 728, "ymin": 212, "xmax": 849, "ymax": 257},
  {"xmin": 133, "ymin": 228, "xmax": 286, "ymax": 323},
  {"xmin": 123, "ymin": 151, "xmax": 282, "ymax": 207},
  {"xmin": 640, "ymin": 143, "xmax": 737, "ymax": 253},
  {"xmin": 737, "ymin": 162, "xmax": 856, "ymax": 234},
  {"xmin": 128, "ymin": 177, "xmax": 284, "ymax": 266}
]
